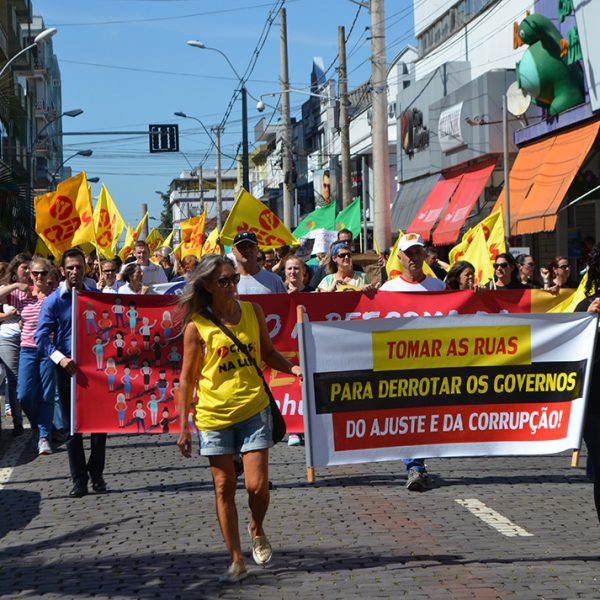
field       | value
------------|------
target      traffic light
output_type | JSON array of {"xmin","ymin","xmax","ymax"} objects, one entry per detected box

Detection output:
[{"xmin": 148, "ymin": 124, "xmax": 179, "ymax": 153}]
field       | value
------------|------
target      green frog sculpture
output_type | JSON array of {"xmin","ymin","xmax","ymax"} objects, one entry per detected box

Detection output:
[{"xmin": 516, "ymin": 13, "xmax": 584, "ymax": 116}]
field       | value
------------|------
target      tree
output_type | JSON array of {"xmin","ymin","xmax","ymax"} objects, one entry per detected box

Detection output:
[{"xmin": 157, "ymin": 189, "xmax": 173, "ymax": 235}]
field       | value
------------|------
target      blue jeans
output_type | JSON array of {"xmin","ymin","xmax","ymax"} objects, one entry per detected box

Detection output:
[
  {"xmin": 0, "ymin": 335, "xmax": 22, "ymax": 428},
  {"xmin": 17, "ymin": 347, "xmax": 56, "ymax": 439},
  {"xmin": 403, "ymin": 458, "xmax": 426, "ymax": 473}
]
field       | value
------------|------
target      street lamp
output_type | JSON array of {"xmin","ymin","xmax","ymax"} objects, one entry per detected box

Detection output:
[
  {"xmin": 256, "ymin": 89, "xmax": 333, "ymax": 112},
  {"xmin": 28, "ymin": 108, "xmax": 84, "ymax": 203},
  {"xmin": 0, "ymin": 28, "xmax": 58, "ymax": 79},
  {"xmin": 51, "ymin": 149, "xmax": 93, "ymax": 188},
  {"xmin": 186, "ymin": 40, "xmax": 250, "ymax": 193}
]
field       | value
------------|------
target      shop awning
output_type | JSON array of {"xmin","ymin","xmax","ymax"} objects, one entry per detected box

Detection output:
[
  {"xmin": 432, "ymin": 159, "xmax": 497, "ymax": 246},
  {"xmin": 391, "ymin": 174, "xmax": 441, "ymax": 233},
  {"xmin": 494, "ymin": 120, "xmax": 600, "ymax": 235},
  {"xmin": 406, "ymin": 176, "xmax": 461, "ymax": 240}
]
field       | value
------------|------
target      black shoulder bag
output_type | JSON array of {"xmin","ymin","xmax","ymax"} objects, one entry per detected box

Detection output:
[{"xmin": 203, "ymin": 310, "xmax": 287, "ymax": 443}]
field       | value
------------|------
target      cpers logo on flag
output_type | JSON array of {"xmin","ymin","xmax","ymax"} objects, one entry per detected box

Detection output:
[
  {"xmin": 35, "ymin": 172, "xmax": 95, "ymax": 258},
  {"xmin": 220, "ymin": 189, "xmax": 298, "ymax": 250}
]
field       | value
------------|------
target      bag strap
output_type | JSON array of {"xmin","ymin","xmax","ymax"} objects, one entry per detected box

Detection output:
[{"xmin": 203, "ymin": 307, "xmax": 274, "ymax": 398}]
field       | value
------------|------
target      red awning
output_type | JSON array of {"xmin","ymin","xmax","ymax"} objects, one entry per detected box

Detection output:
[
  {"xmin": 405, "ymin": 176, "xmax": 461, "ymax": 240},
  {"xmin": 432, "ymin": 159, "xmax": 497, "ymax": 246}
]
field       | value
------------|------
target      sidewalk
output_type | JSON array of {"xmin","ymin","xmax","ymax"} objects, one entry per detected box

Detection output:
[{"xmin": 1, "ymin": 429, "xmax": 599, "ymax": 599}]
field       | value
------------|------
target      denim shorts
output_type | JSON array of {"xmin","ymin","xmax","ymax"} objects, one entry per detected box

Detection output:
[{"xmin": 198, "ymin": 405, "xmax": 273, "ymax": 456}]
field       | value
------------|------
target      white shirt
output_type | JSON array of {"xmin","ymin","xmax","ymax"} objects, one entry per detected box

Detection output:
[
  {"xmin": 379, "ymin": 274, "xmax": 446, "ymax": 292},
  {"xmin": 237, "ymin": 269, "xmax": 287, "ymax": 295}
]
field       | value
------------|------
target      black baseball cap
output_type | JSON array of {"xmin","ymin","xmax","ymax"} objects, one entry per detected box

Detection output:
[{"xmin": 233, "ymin": 231, "xmax": 258, "ymax": 246}]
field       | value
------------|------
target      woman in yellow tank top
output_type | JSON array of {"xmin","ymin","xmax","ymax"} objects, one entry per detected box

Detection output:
[{"xmin": 177, "ymin": 254, "xmax": 301, "ymax": 583}]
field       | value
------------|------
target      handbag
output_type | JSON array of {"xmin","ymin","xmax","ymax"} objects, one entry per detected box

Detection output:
[{"xmin": 203, "ymin": 309, "xmax": 287, "ymax": 443}]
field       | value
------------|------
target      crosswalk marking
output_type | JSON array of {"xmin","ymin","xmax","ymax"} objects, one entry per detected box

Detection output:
[{"xmin": 455, "ymin": 498, "xmax": 534, "ymax": 537}]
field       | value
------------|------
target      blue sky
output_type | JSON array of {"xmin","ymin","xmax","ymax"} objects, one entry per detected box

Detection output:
[{"xmin": 34, "ymin": 0, "xmax": 414, "ymax": 228}]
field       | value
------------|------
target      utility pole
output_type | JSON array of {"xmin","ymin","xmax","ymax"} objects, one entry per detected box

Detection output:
[
  {"xmin": 339, "ymin": 25, "xmax": 352, "ymax": 209},
  {"xmin": 241, "ymin": 86, "xmax": 250, "ymax": 192},
  {"xmin": 198, "ymin": 165, "xmax": 204, "ymax": 215},
  {"xmin": 213, "ymin": 125, "xmax": 223, "ymax": 231},
  {"xmin": 141, "ymin": 203, "xmax": 149, "ymax": 238},
  {"xmin": 280, "ymin": 7, "xmax": 294, "ymax": 228},
  {"xmin": 370, "ymin": 0, "xmax": 391, "ymax": 249}
]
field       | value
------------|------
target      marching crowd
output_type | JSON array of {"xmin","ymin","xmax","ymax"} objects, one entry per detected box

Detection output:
[{"xmin": 2, "ymin": 230, "xmax": 600, "ymax": 581}]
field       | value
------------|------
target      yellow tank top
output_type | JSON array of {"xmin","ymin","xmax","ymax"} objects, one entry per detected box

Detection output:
[{"xmin": 192, "ymin": 301, "xmax": 268, "ymax": 431}]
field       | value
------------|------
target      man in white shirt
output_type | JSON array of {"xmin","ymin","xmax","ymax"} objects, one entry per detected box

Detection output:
[
  {"xmin": 380, "ymin": 233, "xmax": 446, "ymax": 491},
  {"xmin": 130, "ymin": 241, "xmax": 167, "ymax": 286},
  {"xmin": 233, "ymin": 231, "xmax": 287, "ymax": 295},
  {"xmin": 379, "ymin": 233, "xmax": 446, "ymax": 292}
]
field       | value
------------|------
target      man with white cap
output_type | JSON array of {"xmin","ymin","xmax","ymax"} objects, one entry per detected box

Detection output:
[
  {"xmin": 380, "ymin": 232, "xmax": 446, "ymax": 491},
  {"xmin": 379, "ymin": 233, "xmax": 446, "ymax": 293}
]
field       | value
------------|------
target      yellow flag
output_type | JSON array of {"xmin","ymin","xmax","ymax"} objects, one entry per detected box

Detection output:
[
  {"xmin": 386, "ymin": 230, "xmax": 404, "ymax": 279},
  {"xmin": 172, "ymin": 241, "xmax": 183, "ymax": 262},
  {"xmin": 179, "ymin": 215, "xmax": 203, "ymax": 243},
  {"xmin": 34, "ymin": 236, "xmax": 53, "ymax": 258},
  {"xmin": 547, "ymin": 272, "xmax": 586, "ymax": 313},
  {"xmin": 449, "ymin": 208, "xmax": 506, "ymax": 266},
  {"xmin": 385, "ymin": 230, "xmax": 437, "ymax": 279},
  {"xmin": 461, "ymin": 225, "xmax": 494, "ymax": 286},
  {"xmin": 220, "ymin": 188, "xmax": 298, "ymax": 249},
  {"xmin": 118, "ymin": 225, "xmax": 135, "ymax": 262},
  {"xmin": 163, "ymin": 230, "xmax": 174, "ymax": 248},
  {"xmin": 202, "ymin": 228, "xmax": 222, "ymax": 256},
  {"xmin": 180, "ymin": 211, "xmax": 207, "ymax": 258},
  {"xmin": 133, "ymin": 212, "xmax": 148, "ymax": 242},
  {"xmin": 35, "ymin": 171, "xmax": 95, "ymax": 258},
  {"xmin": 145, "ymin": 228, "xmax": 164, "ymax": 253},
  {"xmin": 93, "ymin": 184, "xmax": 125, "ymax": 260}
]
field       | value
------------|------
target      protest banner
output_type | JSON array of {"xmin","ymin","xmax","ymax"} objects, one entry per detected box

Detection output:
[
  {"xmin": 74, "ymin": 291, "xmax": 184, "ymax": 434},
  {"xmin": 73, "ymin": 288, "xmax": 575, "ymax": 435},
  {"xmin": 297, "ymin": 312, "xmax": 597, "ymax": 469}
]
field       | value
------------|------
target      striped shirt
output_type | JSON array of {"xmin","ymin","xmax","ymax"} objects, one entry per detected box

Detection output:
[{"xmin": 20, "ymin": 294, "xmax": 48, "ymax": 348}]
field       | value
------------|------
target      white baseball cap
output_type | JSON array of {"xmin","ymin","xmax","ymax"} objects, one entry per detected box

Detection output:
[{"xmin": 397, "ymin": 232, "xmax": 425, "ymax": 252}]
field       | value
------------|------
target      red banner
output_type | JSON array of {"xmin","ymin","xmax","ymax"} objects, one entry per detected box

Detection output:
[
  {"xmin": 75, "ymin": 292, "xmax": 184, "ymax": 434},
  {"xmin": 75, "ymin": 289, "xmax": 535, "ymax": 434}
]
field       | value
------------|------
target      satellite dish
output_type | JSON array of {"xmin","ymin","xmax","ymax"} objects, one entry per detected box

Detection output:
[{"xmin": 506, "ymin": 81, "xmax": 531, "ymax": 117}]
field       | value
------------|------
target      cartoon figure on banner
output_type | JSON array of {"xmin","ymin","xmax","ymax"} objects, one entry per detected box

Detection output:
[
  {"xmin": 115, "ymin": 394, "xmax": 127, "ymax": 428},
  {"xmin": 111, "ymin": 297, "xmax": 125, "ymax": 328},
  {"xmin": 140, "ymin": 359, "xmax": 153, "ymax": 391},
  {"xmin": 156, "ymin": 369, "xmax": 169, "ymax": 402},
  {"xmin": 98, "ymin": 310, "xmax": 113, "ymax": 342},
  {"xmin": 114, "ymin": 331, "xmax": 126, "ymax": 361},
  {"xmin": 92, "ymin": 336, "xmax": 109, "ymax": 370},
  {"xmin": 138, "ymin": 316, "xmax": 157, "ymax": 350},
  {"xmin": 170, "ymin": 378, "xmax": 180, "ymax": 406},
  {"xmin": 169, "ymin": 346, "xmax": 181, "ymax": 375},
  {"xmin": 133, "ymin": 400, "xmax": 146, "ymax": 433},
  {"xmin": 83, "ymin": 302, "xmax": 99, "ymax": 335},
  {"xmin": 121, "ymin": 365, "xmax": 138, "ymax": 399},
  {"xmin": 105, "ymin": 358, "xmax": 118, "ymax": 392},
  {"xmin": 126, "ymin": 338, "xmax": 142, "ymax": 368},
  {"xmin": 152, "ymin": 333, "xmax": 163, "ymax": 366},
  {"xmin": 148, "ymin": 393, "xmax": 159, "ymax": 426},
  {"xmin": 161, "ymin": 310, "xmax": 173, "ymax": 340},
  {"xmin": 127, "ymin": 301, "xmax": 138, "ymax": 335},
  {"xmin": 160, "ymin": 407, "xmax": 171, "ymax": 433}
]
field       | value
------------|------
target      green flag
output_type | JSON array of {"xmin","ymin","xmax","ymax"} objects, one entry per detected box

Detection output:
[
  {"xmin": 292, "ymin": 201, "xmax": 336, "ymax": 238},
  {"xmin": 335, "ymin": 198, "xmax": 361, "ymax": 237}
]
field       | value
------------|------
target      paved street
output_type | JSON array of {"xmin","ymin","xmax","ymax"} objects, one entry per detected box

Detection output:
[{"xmin": 1, "ymin": 429, "xmax": 599, "ymax": 600}]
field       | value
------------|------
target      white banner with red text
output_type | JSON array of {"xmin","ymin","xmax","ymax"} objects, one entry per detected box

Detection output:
[{"xmin": 298, "ymin": 312, "xmax": 597, "ymax": 467}]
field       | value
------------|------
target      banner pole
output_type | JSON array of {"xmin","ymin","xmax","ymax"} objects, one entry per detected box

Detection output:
[
  {"xmin": 71, "ymin": 289, "xmax": 78, "ymax": 436},
  {"xmin": 296, "ymin": 305, "xmax": 315, "ymax": 483}
]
